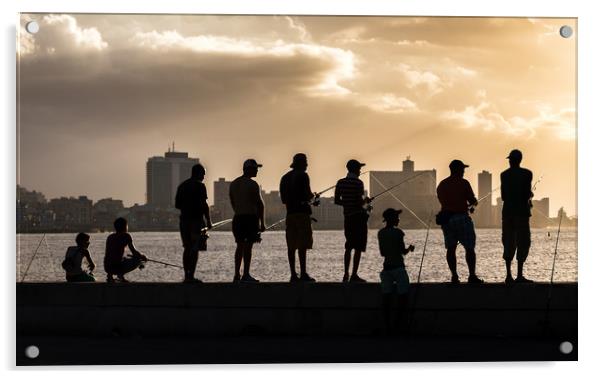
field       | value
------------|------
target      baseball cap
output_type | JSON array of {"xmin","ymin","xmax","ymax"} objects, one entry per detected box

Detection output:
[
  {"xmin": 243, "ymin": 159, "xmax": 263, "ymax": 169},
  {"xmin": 290, "ymin": 153, "xmax": 308, "ymax": 168},
  {"xmin": 506, "ymin": 149, "xmax": 523, "ymax": 160},
  {"xmin": 346, "ymin": 159, "xmax": 366, "ymax": 171},
  {"xmin": 449, "ymin": 159, "xmax": 469, "ymax": 170},
  {"xmin": 383, "ymin": 208, "xmax": 403, "ymax": 221}
]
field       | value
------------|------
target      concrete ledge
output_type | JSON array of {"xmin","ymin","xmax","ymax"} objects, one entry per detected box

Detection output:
[{"xmin": 17, "ymin": 282, "xmax": 577, "ymax": 339}]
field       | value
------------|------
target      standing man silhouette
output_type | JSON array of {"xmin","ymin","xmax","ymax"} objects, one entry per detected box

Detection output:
[
  {"xmin": 436, "ymin": 159, "xmax": 484, "ymax": 284},
  {"xmin": 230, "ymin": 159, "xmax": 266, "ymax": 283},
  {"xmin": 501, "ymin": 149, "xmax": 534, "ymax": 284},
  {"xmin": 280, "ymin": 153, "xmax": 317, "ymax": 282},
  {"xmin": 335, "ymin": 159, "xmax": 370, "ymax": 282},
  {"xmin": 175, "ymin": 164, "xmax": 212, "ymax": 283}
]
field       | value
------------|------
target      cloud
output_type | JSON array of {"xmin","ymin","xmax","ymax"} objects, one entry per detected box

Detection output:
[
  {"xmin": 130, "ymin": 29, "xmax": 355, "ymax": 96},
  {"xmin": 398, "ymin": 63, "xmax": 443, "ymax": 95},
  {"xmin": 21, "ymin": 14, "xmax": 107, "ymax": 56},
  {"xmin": 360, "ymin": 93, "xmax": 417, "ymax": 114},
  {"xmin": 441, "ymin": 98, "xmax": 575, "ymax": 139}
]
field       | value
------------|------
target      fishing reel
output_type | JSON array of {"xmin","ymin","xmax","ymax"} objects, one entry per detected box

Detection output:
[{"xmin": 311, "ymin": 192, "xmax": 321, "ymax": 207}]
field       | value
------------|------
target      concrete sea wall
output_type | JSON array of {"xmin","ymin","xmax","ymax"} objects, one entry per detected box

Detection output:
[{"xmin": 17, "ymin": 282, "xmax": 577, "ymax": 339}]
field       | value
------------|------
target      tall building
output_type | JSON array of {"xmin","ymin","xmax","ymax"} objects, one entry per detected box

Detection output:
[
  {"xmin": 146, "ymin": 146, "xmax": 200, "ymax": 208},
  {"xmin": 531, "ymin": 197, "xmax": 550, "ymax": 227},
  {"xmin": 369, "ymin": 157, "xmax": 438, "ymax": 228},
  {"xmin": 474, "ymin": 170, "xmax": 493, "ymax": 228},
  {"xmin": 213, "ymin": 178, "xmax": 233, "ymax": 221}
]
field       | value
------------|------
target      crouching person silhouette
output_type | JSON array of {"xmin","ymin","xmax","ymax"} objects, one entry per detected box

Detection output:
[{"xmin": 104, "ymin": 217, "xmax": 147, "ymax": 283}]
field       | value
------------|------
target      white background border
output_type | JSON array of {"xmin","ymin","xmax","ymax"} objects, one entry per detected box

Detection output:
[{"xmin": 3, "ymin": 0, "xmax": 599, "ymax": 376}]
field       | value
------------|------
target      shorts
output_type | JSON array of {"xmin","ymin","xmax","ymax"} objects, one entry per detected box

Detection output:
[
  {"xmin": 344, "ymin": 212, "xmax": 368, "ymax": 252},
  {"xmin": 180, "ymin": 217, "xmax": 207, "ymax": 251},
  {"xmin": 232, "ymin": 214, "xmax": 260, "ymax": 244},
  {"xmin": 285, "ymin": 213, "xmax": 313, "ymax": 250},
  {"xmin": 380, "ymin": 267, "xmax": 410, "ymax": 294},
  {"xmin": 502, "ymin": 216, "xmax": 531, "ymax": 262},
  {"xmin": 441, "ymin": 213, "xmax": 476, "ymax": 250}
]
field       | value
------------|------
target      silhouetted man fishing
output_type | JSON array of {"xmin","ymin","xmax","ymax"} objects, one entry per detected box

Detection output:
[
  {"xmin": 280, "ymin": 153, "xmax": 317, "ymax": 282},
  {"xmin": 104, "ymin": 217, "xmax": 147, "ymax": 283},
  {"xmin": 436, "ymin": 160, "xmax": 484, "ymax": 284},
  {"xmin": 501, "ymin": 149, "xmax": 534, "ymax": 284},
  {"xmin": 175, "ymin": 164, "xmax": 212, "ymax": 283},
  {"xmin": 230, "ymin": 159, "xmax": 266, "ymax": 283},
  {"xmin": 335, "ymin": 159, "xmax": 371, "ymax": 282}
]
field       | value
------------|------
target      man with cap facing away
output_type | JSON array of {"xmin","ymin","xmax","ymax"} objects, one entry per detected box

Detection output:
[
  {"xmin": 175, "ymin": 164, "xmax": 212, "ymax": 283},
  {"xmin": 335, "ymin": 159, "xmax": 371, "ymax": 282},
  {"xmin": 279, "ymin": 153, "xmax": 317, "ymax": 282},
  {"xmin": 436, "ymin": 159, "xmax": 484, "ymax": 284},
  {"xmin": 378, "ymin": 208, "xmax": 415, "ymax": 335},
  {"xmin": 501, "ymin": 149, "xmax": 534, "ymax": 284},
  {"xmin": 229, "ymin": 159, "xmax": 266, "ymax": 283}
]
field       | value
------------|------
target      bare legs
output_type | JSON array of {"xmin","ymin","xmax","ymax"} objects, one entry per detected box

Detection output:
[
  {"xmin": 343, "ymin": 248, "xmax": 364, "ymax": 282},
  {"xmin": 446, "ymin": 245, "xmax": 479, "ymax": 283}
]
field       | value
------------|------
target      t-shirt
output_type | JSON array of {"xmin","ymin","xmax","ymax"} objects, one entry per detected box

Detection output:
[
  {"xmin": 229, "ymin": 176, "xmax": 263, "ymax": 216},
  {"xmin": 437, "ymin": 176, "xmax": 477, "ymax": 213},
  {"xmin": 378, "ymin": 226, "xmax": 406, "ymax": 270},
  {"xmin": 104, "ymin": 232, "xmax": 133, "ymax": 267},
  {"xmin": 334, "ymin": 175, "xmax": 365, "ymax": 217},
  {"xmin": 279, "ymin": 170, "xmax": 313, "ymax": 215},
  {"xmin": 175, "ymin": 178, "xmax": 208, "ymax": 220},
  {"xmin": 63, "ymin": 246, "xmax": 88, "ymax": 275},
  {"xmin": 501, "ymin": 167, "xmax": 533, "ymax": 218}
]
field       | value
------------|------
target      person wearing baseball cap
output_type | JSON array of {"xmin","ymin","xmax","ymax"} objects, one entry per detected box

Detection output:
[
  {"xmin": 501, "ymin": 149, "xmax": 534, "ymax": 284},
  {"xmin": 378, "ymin": 208, "xmax": 415, "ymax": 334},
  {"xmin": 279, "ymin": 153, "xmax": 317, "ymax": 282},
  {"xmin": 335, "ymin": 158, "xmax": 370, "ymax": 282},
  {"xmin": 436, "ymin": 159, "xmax": 483, "ymax": 284},
  {"xmin": 229, "ymin": 158, "xmax": 265, "ymax": 283}
]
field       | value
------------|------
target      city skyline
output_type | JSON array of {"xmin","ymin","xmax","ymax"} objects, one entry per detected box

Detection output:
[{"xmin": 18, "ymin": 15, "xmax": 576, "ymax": 215}]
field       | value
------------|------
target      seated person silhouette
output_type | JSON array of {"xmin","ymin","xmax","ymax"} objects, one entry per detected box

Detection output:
[
  {"xmin": 62, "ymin": 232, "xmax": 96, "ymax": 282},
  {"xmin": 103, "ymin": 217, "xmax": 147, "ymax": 283}
]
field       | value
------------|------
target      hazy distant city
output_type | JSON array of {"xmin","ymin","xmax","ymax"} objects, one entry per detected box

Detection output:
[{"xmin": 16, "ymin": 149, "xmax": 576, "ymax": 233}]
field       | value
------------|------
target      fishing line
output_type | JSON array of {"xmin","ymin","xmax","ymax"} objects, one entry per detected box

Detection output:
[
  {"xmin": 20, "ymin": 233, "xmax": 47, "ymax": 283},
  {"xmin": 370, "ymin": 173, "xmax": 429, "ymax": 228}
]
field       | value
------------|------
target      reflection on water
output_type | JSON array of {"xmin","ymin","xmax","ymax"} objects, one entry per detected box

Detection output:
[{"xmin": 16, "ymin": 228, "xmax": 577, "ymax": 283}]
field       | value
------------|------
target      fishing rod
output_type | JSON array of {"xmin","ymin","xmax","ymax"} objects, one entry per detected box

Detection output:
[
  {"xmin": 20, "ymin": 233, "xmax": 47, "ymax": 283},
  {"xmin": 200, "ymin": 218, "xmax": 232, "ymax": 233},
  {"xmin": 145, "ymin": 258, "xmax": 183, "ymax": 269},
  {"xmin": 543, "ymin": 207, "xmax": 563, "ymax": 335},
  {"xmin": 369, "ymin": 171, "xmax": 431, "ymax": 201},
  {"xmin": 264, "ymin": 170, "xmax": 372, "ymax": 231},
  {"xmin": 370, "ymin": 173, "xmax": 429, "ymax": 228},
  {"xmin": 408, "ymin": 211, "xmax": 433, "ymax": 335}
]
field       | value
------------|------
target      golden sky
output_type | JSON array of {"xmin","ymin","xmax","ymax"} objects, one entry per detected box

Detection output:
[{"xmin": 18, "ymin": 14, "xmax": 577, "ymax": 215}]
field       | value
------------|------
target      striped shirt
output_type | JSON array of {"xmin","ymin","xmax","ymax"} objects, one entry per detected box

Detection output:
[{"xmin": 334, "ymin": 174, "xmax": 365, "ymax": 216}]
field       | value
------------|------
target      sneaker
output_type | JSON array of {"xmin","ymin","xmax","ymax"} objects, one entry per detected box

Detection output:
[
  {"xmin": 342, "ymin": 274, "xmax": 349, "ymax": 283},
  {"xmin": 350, "ymin": 274, "xmax": 367, "ymax": 283},
  {"xmin": 467, "ymin": 275, "xmax": 484, "ymax": 284},
  {"xmin": 505, "ymin": 276, "xmax": 515, "ymax": 285},
  {"xmin": 300, "ymin": 273, "xmax": 316, "ymax": 282},
  {"xmin": 450, "ymin": 274, "xmax": 460, "ymax": 284},
  {"xmin": 184, "ymin": 277, "xmax": 203, "ymax": 283},
  {"xmin": 233, "ymin": 274, "xmax": 241, "ymax": 283},
  {"xmin": 289, "ymin": 274, "xmax": 300, "ymax": 283},
  {"xmin": 241, "ymin": 274, "xmax": 259, "ymax": 283},
  {"xmin": 515, "ymin": 276, "xmax": 534, "ymax": 283}
]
